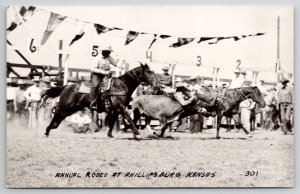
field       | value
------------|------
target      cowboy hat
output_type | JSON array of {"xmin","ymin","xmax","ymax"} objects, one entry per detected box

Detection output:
[
  {"xmin": 17, "ymin": 79, "xmax": 25, "ymax": 85},
  {"xmin": 241, "ymin": 71, "xmax": 247, "ymax": 75},
  {"xmin": 234, "ymin": 70, "xmax": 240, "ymax": 74},
  {"xmin": 175, "ymin": 77, "xmax": 183, "ymax": 82},
  {"xmin": 32, "ymin": 77, "xmax": 40, "ymax": 82},
  {"xmin": 102, "ymin": 46, "xmax": 113, "ymax": 52},
  {"xmin": 281, "ymin": 78, "xmax": 289, "ymax": 84},
  {"xmin": 42, "ymin": 76, "xmax": 51, "ymax": 83},
  {"xmin": 175, "ymin": 82, "xmax": 189, "ymax": 90},
  {"xmin": 7, "ymin": 77, "xmax": 12, "ymax": 83},
  {"xmin": 162, "ymin": 66, "xmax": 169, "ymax": 71}
]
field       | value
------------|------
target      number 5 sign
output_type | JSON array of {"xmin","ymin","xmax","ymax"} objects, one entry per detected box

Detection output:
[{"xmin": 92, "ymin": 45, "xmax": 99, "ymax": 57}]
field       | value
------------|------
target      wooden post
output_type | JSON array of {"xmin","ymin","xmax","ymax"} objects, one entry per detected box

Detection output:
[
  {"xmin": 75, "ymin": 72, "xmax": 79, "ymax": 81},
  {"xmin": 58, "ymin": 40, "xmax": 63, "ymax": 82},
  {"xmin": 215, "ymin": 67, "xmax": 220, "ymax": 88},
  {"xmin": 212, "ymin": 67, "xmax": 216, "ymax": 88},
  {"xmin": 171, "ymin": 63, "xmax": 176, "ymax": 88},
  {"xmin": 276, "ymin": 16, "xmax": 281, "ymax": 82}
]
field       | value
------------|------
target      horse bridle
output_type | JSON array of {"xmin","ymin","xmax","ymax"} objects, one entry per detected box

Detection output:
[
  {"xmin": 237, "ymin": 86, "xmax": 260, "ymax": 103},
  {"xmin": 127, "ymin": 68, "xmax": 142, "ymax": 83}
]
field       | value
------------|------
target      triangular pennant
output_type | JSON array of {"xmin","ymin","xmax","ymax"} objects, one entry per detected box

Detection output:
[
  {"xmin": 148, "ymin": 34, "xmax": 157, "ymax": 49},
  {"xmin": 125, "ymin": 31, "xmax": 139, "ymax": 45},
  {"xmin": 7, "ymin": 6, "xmax": 36, "ymax": 33},
  {"xmin": 40, "ymin": 13, "xmax": 66, "ymax": 45},
  {"xmin": 69, "ymin": 23, "xmax": 86, "ymax": 46},
  {"xmin": 197, "ymin": 37, "xmax": 215, "ymax": 43},
  {"xmin": 69, "ymin": 32, "xmax": 85, "ymax": 46},
  {"xmin": 169, "ymin": 38, "xmax": 194, "ymax": 48},
  {"xmin": 94, "ymin": 24, "xmax": 113, "ymax": 34},
  {"xmin": 113, "ymin": 27, "xmax": 123, "ymax": 30},
  {"xmin": 255, "ymin": 32, "xmax": 265, "ymax": 36},
  {"xmin": 160, "ymin": 35, "xmax": 171, "ymax": 39}
]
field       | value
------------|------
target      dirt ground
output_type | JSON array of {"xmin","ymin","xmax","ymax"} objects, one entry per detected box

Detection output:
[{"xmin": 6, "ymin": 121, "xmax": 294, "ymax": 188}]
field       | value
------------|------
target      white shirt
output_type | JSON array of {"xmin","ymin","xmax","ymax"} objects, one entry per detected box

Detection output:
[
  {"xmin": 230, "ymin": 76, "xmax": 245, "ymax": 89},
  {"xmin": 7, "ymin": 86, "xmax": 16, "ymax": 100},
  {"xmin": 24, "ymin": 85, "xmax": 42, "ymax": 102}
]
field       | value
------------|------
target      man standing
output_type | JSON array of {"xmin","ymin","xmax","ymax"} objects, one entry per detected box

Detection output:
[
  {"xmin": 277, "ymin": 78, "xmax": 293, "ymax": 134},
  {"xmin": 24, "ymin": 77, "xmax": 42, "ymax": 130},
  {"xmin": 7, "ymin": 78, "xmax": 16, "ymax": 120},
  {"xmin": 160, "ymin": 66, "xmax": 172, "ymax": 88},
  {"xmin": 14, "ymin": 79, "xmax": 27, "ymax": 121}
]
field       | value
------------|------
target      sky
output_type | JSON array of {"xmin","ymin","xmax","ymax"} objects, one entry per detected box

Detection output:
[{"xmin": 6, "ymin": 5, "xmax": 294, "ymax": 82}]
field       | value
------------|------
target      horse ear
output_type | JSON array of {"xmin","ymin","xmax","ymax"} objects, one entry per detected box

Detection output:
[{"xmin": 140, "ymin": 62, "xmax": 145, "ymax": 67}]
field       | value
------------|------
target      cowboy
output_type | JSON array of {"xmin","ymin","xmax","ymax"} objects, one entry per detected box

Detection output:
[
  {"xmin": 90, "ymin": 46, "xmax": 122, "ymax": 109},
  {"xmin": 277, "ymin": 78, "xmax": 293, "ymax": 134},
  {"xmin": 39, "ymin": 76, "xmax": 53, "ymax": 124},
  {"xmin": 194, "ymin": 83, "xmax": 218, "ymax": 107},
  {"xmin": 173, "ymin": 82, "xmax": 207, "ymax": 117},
  {"xmin": 14, "ymin": 79, "xmax": 27, "ymax": 119},
  {"xmin": 230, "ymin": 70, "xmax": 246, "ymax": 88},
  {"xmin": 174, "ymin": 82, "xmax": 196, "ymax": 106},
  {"xmin": 160, "ymin": 66, "xmax": 172, "ymax": 88},
  {"xmin": 7, "ymin": 78, "xmax": 16, "ymax": 120},
  {"xmin": 24, "ymin": 77, "xmax": 43, "ymax": 129}
]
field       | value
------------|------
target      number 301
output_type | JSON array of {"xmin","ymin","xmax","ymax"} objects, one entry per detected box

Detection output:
[{"xmin": 245, "ymin": 171, "xmax": 258, "ymax": 176}]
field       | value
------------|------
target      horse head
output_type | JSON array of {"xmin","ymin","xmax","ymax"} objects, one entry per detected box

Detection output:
[
  {"xmin": 134, "ymin": 63, "xmax": 161, "ymax": 91},
  {"xmin": 240, "ymin": 86, "xmax": 266, "ymax": 108}
]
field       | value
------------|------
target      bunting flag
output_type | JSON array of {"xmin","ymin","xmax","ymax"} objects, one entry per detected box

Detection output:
[
  {"xmin": 7, "ymin": 6, "xmax": 267, "ymax": 49},
  {"xmin": 125, "ymin": 31, "xmax": 139, "ymax": 45},
  {"xmin": 40, "ymin": 13, "xmax": 66, "ymax": 45},
  {"xmin": 169, "ymin": 38, "xmax": 195, "ymax": 48},
  {"xmin": 197, "ymin": 37, "xmax": 216, "ymax": 43},
  {"xmin": 69, "ymin": 23, "xmax": 86, "ymax": 46},
  {"xmin": 7, "ymin": 6, "xmax": 36, "ymax": 33},
  {"xmin": 160, "ymin": 35, "xmax": 171, "ymax": 39},
  {"xmin": 94, "ymin": 24, "xmax": 113, "ymax": 34},
  {"xmin": 148, "ymin": 34, "xmax": 157, "ymax": 49}
]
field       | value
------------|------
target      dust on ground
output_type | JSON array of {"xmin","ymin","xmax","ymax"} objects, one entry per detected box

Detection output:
[{"xmin": 6, "ymin": 121, "xmax": 294, "ymax": 188}]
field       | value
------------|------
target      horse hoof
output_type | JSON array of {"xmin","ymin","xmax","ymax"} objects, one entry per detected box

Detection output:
[
  {"xmin": 44, "ymin": 133, "xmax": 49, "ymax": 137},
  {"xmin": 108, "ymin": 134, "xmax": 114, "ymax": 138},
  {"xmin": 216, "ymin": 136, "xmax": 221, "ymax": 139},
  {"xmin": 247, "ymin": 134, "xmax": 253, "ymax": 138},
  {"xmin": 134, "ymin": 131, "xmax": 140, "ymax": 135}
]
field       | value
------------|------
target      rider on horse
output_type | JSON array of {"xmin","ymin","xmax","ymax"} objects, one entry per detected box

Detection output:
[{"xmin": 90, "ymin": 46, "xmax": 123, "ymax": 109}]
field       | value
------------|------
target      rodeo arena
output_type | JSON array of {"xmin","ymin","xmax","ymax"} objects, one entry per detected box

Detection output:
[{"xmin": 6, "ymin": 6, "xmax": 294, "ymax": 188}]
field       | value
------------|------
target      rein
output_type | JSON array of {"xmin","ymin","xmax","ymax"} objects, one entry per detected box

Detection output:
[
  {"xmin": 127, "ymin": 68, "xmax": 142, "ymax": 83},
  {"xmin": 237, "ymin": 87, "xmax": 260, "ymax": 102}
]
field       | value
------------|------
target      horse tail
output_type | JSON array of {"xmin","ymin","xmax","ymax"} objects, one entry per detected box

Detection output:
[{"xmin": 42, "ymin": 86, "xmax": 66, "ymax": 99}]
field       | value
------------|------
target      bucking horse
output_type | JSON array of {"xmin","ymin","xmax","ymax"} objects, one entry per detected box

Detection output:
[
  {"xmin": 42, "ymin": 63, "xmax": 160, "ymax": 139},
  {"xmin": 131, "ymin": 86, "xmax": 266, "ymax": 139}
]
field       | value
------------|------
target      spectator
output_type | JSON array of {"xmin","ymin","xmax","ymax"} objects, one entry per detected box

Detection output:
[
  {"xmin": 277, "ymin": 78, "xmax": 293, "ymax": 135},
  {"xmin": 160, "ymin": 66, "xmax": 172, "ymax": 88},
  {"xmin": 7, "ymin": 78, "xmax": 16, "ymax": 120},
  {"xmin": 14, "ymin": 79, "xmax": 27, "ymax": 120},
  {"xmin": 24, "ymin": 77, "xmax": 43, "ymax": 130}
]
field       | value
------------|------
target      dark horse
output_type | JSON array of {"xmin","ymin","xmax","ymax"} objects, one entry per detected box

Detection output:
[
  {"xmin": 131, "ymin": 86, "xmax": 266, "ymax": 139},
  {"xmin": 42, "ymin": 63, "xmax": 159, "ymax": 139}
]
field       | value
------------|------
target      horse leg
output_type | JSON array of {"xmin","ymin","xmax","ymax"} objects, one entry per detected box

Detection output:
[
  {"xmin": 107, "ymin": 111, "xmax": 119, "ymax": 138},
  {"xmin": 158, "ymin": 123, "xmax": 171, "ymax": 138},
  {"xmin": 216, "ymin": 115, "xmax": 223, "ymax": 139},
  {"xmin": 45, "ymin": 111, "xmax": 66, "ymax": 136},
  {"xmin": 144, "ymin": 117, "xmax": 155, "ymax": 135},
  {"xmin": 118, "ymin": 106, "xmax": 140, "ymax": 139}
]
